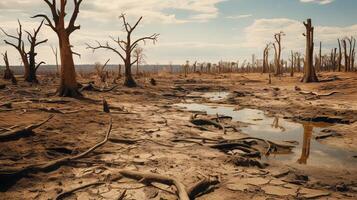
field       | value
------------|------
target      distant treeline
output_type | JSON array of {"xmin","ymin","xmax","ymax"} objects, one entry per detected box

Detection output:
[{"xmin": 0, "ymin": 64, "xmax": 183, "ymax": 75}]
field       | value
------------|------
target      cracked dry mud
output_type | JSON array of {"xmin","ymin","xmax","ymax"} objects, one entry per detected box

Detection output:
[{"xmin": 0, "ymin": 72, "xmax": 356, "ymax": 200}]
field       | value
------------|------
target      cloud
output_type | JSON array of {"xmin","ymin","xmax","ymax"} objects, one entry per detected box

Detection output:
[
  {"xmin": 226, "ymin": 14, "xmax": 253, "ymax": 19},
  {"xmin": 300, "ymin": 0, "xmax": 334, "ymax": 5},
  {"xmin": 81, "ymin": 0, "xmax": 226, "ymax": 24}
]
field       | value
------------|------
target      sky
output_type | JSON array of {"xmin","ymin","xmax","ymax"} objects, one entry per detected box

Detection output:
[{"xmin": 0, "ymin": 0, "xmax": 356, "ymax": 65}]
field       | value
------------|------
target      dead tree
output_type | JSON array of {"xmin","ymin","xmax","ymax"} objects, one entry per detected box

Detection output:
[
  {"xmin": 184, "ymin": 60, "xmax": 189, "ymax": 77},
  {"xmin": 2, "ymin": 51, "xmax": 13, "ymax": 80},
  {"xmin": 290, "ymin": 51, "xmax": 294, "ymax": 77},
  {"xmin": 34, "ymin": 0, "xmax": 84, "ymax": 96},
  {"xmin": 273, "ymin": 32, "xmax": 284, "ymax": 76},
  {"xmin": 132, "ymin": 46, "xmax": 145, "ymax": 75},
  {"xmin": 337, "ymin": 39, "xmax": 342, "ymax": 72},
  {"xmin": 95, "ymin": 59, "xmax": 110, "ymax": 83},
  {"xmin": 295, "ymin": 52, "xmax": 302, "ymax": 72},
  {"xmin": 1, "ymin": 20, "xmax": 47, "ymax": 83},
  {"xmin": 2, "ymin": 52, "xmax": 17, "ymax": 85},
  {"xmin": 342, "ymin": 39, "xmax": 349, "ymax": 72},
  {"xmin": 352, "ymin": 39, "xmax": 356, "ymax": 71},
  {"xmin": 317, "ymin": 41, "xmax": 322, "ymax": 72},
  {"xmin": 347, "ymin": 36, "xmax": 356, "ymax": 72},
  {"xmin": 263, "ymin": 44, "xmax": 270, "ymax": 73},
  {"xmin": 301, "ymin": 19, "xmax": 318, "ymax": 83},
  {"xmin": 26, "ymin": 21, "xmax": 48, "ymax": 83},
  {"xmin": 1, "ymin": 20, "xmax": 29, "ymax": 80},
  {"xmin": 51, "ymin": 45, "xmax": 60, "ymax": 75},
  {"xmin": 330, "ymin": 48, "xmax": 337, "ymax": 71},
  {"xmin": 86, "ymin": 14, "xmax": 159, "ymax": 87}
]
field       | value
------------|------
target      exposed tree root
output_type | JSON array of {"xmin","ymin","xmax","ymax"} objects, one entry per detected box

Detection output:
[
  {"xmin": 118, "ymin": 170, "xmax": 190, "ymax": 200},
  {"xmin": 0, "ymin": 118, "xmax": 112, "ymax": 190},
  {"xmin": 38, "ymin": 107, "xmax": 81, "ymax": 114},
  {"xmin": 28, "ymin": 98, "xmax": 72, "ymax": 104},
  {"xmin": 171, "ymin": 136, "xmax": 295, "ymax": 158},
  {"xmin": 56, "ymin": 172, "xmax": 218, "ymax": 200},
  {"xmin": 299, "ymin": 91, "xmax": 339, "ymax": 97},
  {"xmin": 56, "ymin": 174, "xmax": 123, "ymax": 200},
  {"xmin": 315, "ymin": 132, "xmax": 341, "ymax": 140},
  {"xmin": 0, "ymin": 115, "xmax": 53, "ymax": 141},
  {"xmin": 80, "ymin": 83, "xmax": 118, "ymax": 92},
  {"xmin": 109, "ymin": 138, "xmax": 174, "ymax": 147},
  {"xmin": 58, "ymin": 87, "xmax": 83, "ymax": 98},
  {"xmin": 187, "ymin": 177, "xmax": 220, "ymax": 199}
]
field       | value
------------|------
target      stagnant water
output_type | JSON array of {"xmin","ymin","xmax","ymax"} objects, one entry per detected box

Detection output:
[{"xmin": 176, "ymin": 103, "xmax": 357, "ymax": 169}]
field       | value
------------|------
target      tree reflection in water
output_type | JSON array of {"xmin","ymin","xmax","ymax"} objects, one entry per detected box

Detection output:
[{"xmin": 297, "ymin": 123, "xmax": 313, "ymax": 164}]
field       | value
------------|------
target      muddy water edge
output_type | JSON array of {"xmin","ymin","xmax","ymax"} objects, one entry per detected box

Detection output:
[{"xmin": 176, "ymin": 92, "xmax": 357, "ymax": 170}]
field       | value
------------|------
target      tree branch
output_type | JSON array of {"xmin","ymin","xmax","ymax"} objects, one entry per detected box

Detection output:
[
  {"xmin": 86, "ymin": 41, "xmax": 125, "ymax": 62},
  {"xmin": 131, "ymin": 33, "xmax": 159, "ymax": 51}
]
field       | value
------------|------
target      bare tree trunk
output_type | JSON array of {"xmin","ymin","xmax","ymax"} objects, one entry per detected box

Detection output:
[
  {"xmin": 302, "ymin": 19, "xmax": 318, "ymax": 83},
  {"xmin": 58, "ymin": 30, "xmax": 80, "ymax": 96},
  {"xmin": 317, "ymin": 41, "xmax": 322, "ymax": 72},
  {"xmin": 34, "ymin": 0, "xmax": 83, "ymax": 97},
  {"xmin": 342, "ymin": 39, "xmax": 349, "ymax": 72},
  {"xmin": 274, "ymin": 32, "xmax": 283, "ymax": 76},
  {"xmin": 338, "ymin": 39, "xmax": 342, "ymax": 72},
  {"xmin": 51, "ymin": 46, "xmax": 60, "ymax": 76},
  {"xmin": 290, "ymin": 51, "xmax": 294, "ymax": 77}
]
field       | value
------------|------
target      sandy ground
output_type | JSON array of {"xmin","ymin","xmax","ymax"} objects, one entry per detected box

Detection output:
[{"xmin": 0, "ymin": 72, "xmax": 356, "ymax": 200}]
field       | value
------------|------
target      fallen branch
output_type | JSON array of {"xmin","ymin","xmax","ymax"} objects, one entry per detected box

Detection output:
[
  {"xmin": 28, "ymin": 98, "xmax": 72, "ymax": 104},
  {"xmin": 0, "ymin": 118, "xmax": 112, "ymax": 182},
  {"xmin": 80, "ymin": 83, "xmax": 118, "ymax": 92},
  {"xmin": 299, "ymin": 91, "xmax": 339, "ymax": 97},
  {"xmin": 56, "ymin": 174, "xmax": 123, "ymax": 200},
  {"xmin": 38, "ymin": 107, "xmax": 81, "ymax": 114},
  {"xmin": 315, "ymin": 132, "xmax": 341, "ymax": 140},
  {"xmin": 0, "ymin": 115, "xmax": 54, "ymax": 141},
  {"xmin": 56, "ymin": 181, "xmax": 106, "ymax": 200},
  {"xmin": 118, "ymin": 170, "xmax": 190, "ymax": 200},
  {"xmin": 190, "ymin": 119, "xmax": 224, "ymax": 130},
  {"xmin": 187, "ymin": 177, "xmax": 220, "ymax": 199}
]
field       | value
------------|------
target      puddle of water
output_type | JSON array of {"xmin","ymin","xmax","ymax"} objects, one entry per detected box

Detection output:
[
  {"xmin": 202, "ymin": 92, "xmax": 230, "ymax": 101},
  {"xmin": 176, "ymin": 103, "xmax": 357, "ymax": 169}
]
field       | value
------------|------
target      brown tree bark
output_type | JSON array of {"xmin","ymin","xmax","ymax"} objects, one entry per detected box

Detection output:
[
  {"xmin": 86, "ymin": 14, "xmax": 159, "ymax": 87},
  {"xmin": 301, "ymin": 19, "xmax": 318, "ymax": 83},
  {"xmin": 34, "ymin": 0, "xmax": 83, "ymax": 97}
]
